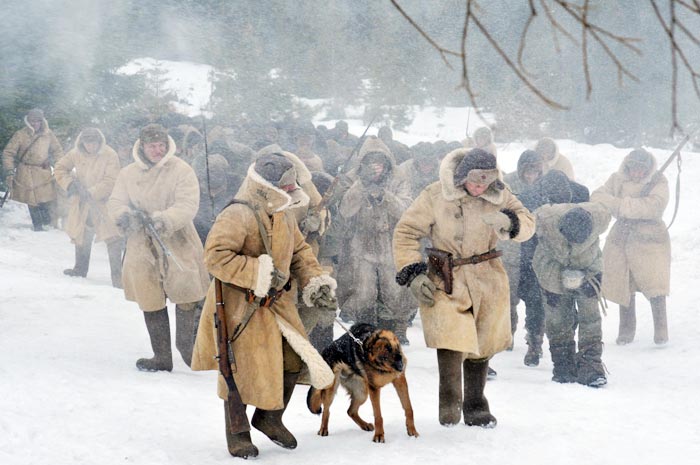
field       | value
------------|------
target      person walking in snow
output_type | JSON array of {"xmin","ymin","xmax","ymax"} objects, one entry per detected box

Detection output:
[
  {"xmin": 591, "ymin": 148, "xmax": 671, "ymax": 345},
  {"xmin": 54, "ymin": 127, "xmax": 123, "ymax": 288},
  {"xmin": 393, "ymin": 148, "xmax": 534, "ymax": 427},
  {"xmin": 2, "ymin": 108, "xmax": 64, "ymax": 231},
  {"xmin": 107, "ymin": 124, "xmax": 209, "ymax": 372},
  {"xmin": 191, "ymin": 152, "xmax": 336, "ymax": 459}
]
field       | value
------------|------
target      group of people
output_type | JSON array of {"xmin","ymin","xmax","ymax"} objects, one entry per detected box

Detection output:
[{"xmin": 2, "ymin": 108, "xmax": 671, "ymax": 459}]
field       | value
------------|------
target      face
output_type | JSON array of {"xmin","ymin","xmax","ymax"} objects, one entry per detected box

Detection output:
[
  {"xmin": 280, "ymin": 183, "xmax": 298, "ymax": 193},
  {"xmin": 366, "ymin": 330, "xmax": 405, "ymax": 373},
  {"xmin": 28, "ymin": 118, "xmax": 42, "ymax": 132},
  {"xmin": 465, "ymin": 181, "xmax": 489, "ymax": 197},
  {"xmin": 143, "ymin": 141, "xmax": 167, "ymax": 164},
  {"xmin": 522, "ymin": 169, "xmax": 542, "ymax": 186},
  {"xmin": 368, "ymin": 162, "xmax": 385, "ymax": 180},
  {"xmin": 296, "ymin": 134, "xmax": 314, "ymax": 150},
  {"xmin": 628, "ymin": 166, "xmax": 648, "ymax": 182},
  {"xmin": 83, "ymin": 141, "xmax": 100, "ymax": 154}
]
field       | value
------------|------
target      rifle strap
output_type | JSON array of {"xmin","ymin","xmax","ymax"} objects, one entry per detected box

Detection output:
[
  {"xmin": 667, "ymin": 153, "xmax": 682, "ymax": 230},
  {"xmin": 228, "ymin": 199, "xmax": 273, "ymax": 256}
]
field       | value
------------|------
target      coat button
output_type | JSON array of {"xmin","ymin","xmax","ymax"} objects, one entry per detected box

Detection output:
[
  {"xmin": 454, "ymin": 212, "xmax": 462, "ymax": 218},
  {"xmin": 454, "ymin": 236, "xmax": 463, "ymax": 242}
]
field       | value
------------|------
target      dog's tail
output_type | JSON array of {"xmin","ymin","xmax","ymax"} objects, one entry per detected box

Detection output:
[{"xmin": 307, "ymin": 386, "xmax": 322, "ymax": 415}]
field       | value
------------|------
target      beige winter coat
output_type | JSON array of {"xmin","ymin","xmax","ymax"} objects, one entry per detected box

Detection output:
[
  {"xmin": 532, "ymin": 202, "xmax": 611, "ymax": 295},
  {"xmin": 591, "ymin": 155, "xmax": 671, "ymax": 304},
  {"xmin": 191, "ymin": 164, "xmax": 335, "ymax": 409},
  {"xmin": 393, "ymin": 148, "xmax": 535, "ymax": 357},
  {"xmin": 2, "ymin": 116, "xmax": 64, "ymax": 205},
  {"xmin": 107, "ymin": 136, "xmax": 210, "ymax": 311},
  {"xmin": 54, "ymin": 129, "xmax": 120, "ymax": 245}
]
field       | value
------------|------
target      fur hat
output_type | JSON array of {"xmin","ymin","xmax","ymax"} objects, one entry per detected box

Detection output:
[
  {"xmin": 311, "ymin": 171, "xmax": 334, "ymax": 196},
  {"xmin": 81, "ymin": 127, "xmax": 102, "ymax": 143},
  {"xmin": 559, "ymin": 207, "xmax": 593, "ymax": 244},
  {"xmin": 517, "ymin": 150, "xmax": 543, "ymax": 174},
  {"xmin": 454, "ymin": 148, "xmax": 500, "ymax": 187},
  {"xmin": 625, "ymin": 148, "xmax": 654, "ymax": 174},
  {"xmin": 254, "ymin": 152, "xmax": 296, "ymax": 187},
  {"xmin": 541, "ymin": 170, "xmax": 572, "ymax": 204},
  {"xmin": 139, "ymin": 124, "xmax": 169, "ymax": 145},
  {"xmin": 26, "ymin": 108, "xmax": 44, "ymax": 121},
  {"xmin": 534, "ymin": 137, "xmax": 557, "ymax": 161}
]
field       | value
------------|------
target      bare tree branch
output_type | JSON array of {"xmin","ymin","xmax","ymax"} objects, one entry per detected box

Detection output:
[
  {"xmin": 582, "ymin": 0, "xmax": 593, "ymax": 98},
  {"xmin": 517, "ymin": 0, "xmax": 539, "ymax": 77}
]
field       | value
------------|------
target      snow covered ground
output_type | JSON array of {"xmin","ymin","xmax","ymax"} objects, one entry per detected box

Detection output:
[{"xmin": 2, "ymin": 133, "xmax": 700, "ymax": 465}]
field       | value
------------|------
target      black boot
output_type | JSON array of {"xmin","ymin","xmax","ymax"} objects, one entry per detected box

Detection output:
[
  {"xmin": 576, "ymin": 343, "xmax": 606, "ymax": 388},
  {"xmin": 650, "ymin": 296, "xmax": 668, "ymax": 345},
  {"xmin": 136, "ymin": 308, "xmax": 173, "ymax": 372},
  {"xmin": 437, "ymin": 349, "xmax": 462, "ymax": 426},
  {"xmin": 107, "ymin": 240, "xmax": 123, "ymax": 289},
  {"xmin": 523, "ymin": 333, "xmax": 544, "ymax": 367},
  {"xmin": 251, "ymin": 371, "xmax": 299, "ymax": 449},
  {"xmin": 616, "ymin": 296, "xmax": 636, "ymax": 345},
  {"xmin": 175, "ymin": 304, "xmax": 196, "ymax": 368},
  {"xmin": 63, "ymin": 240, "xmax": 92, "ymax": 277},
  {"xmin": 224, "ymin": 401, "xmax": 258, "ymax": 459},
  {"xmin": 462, "ymin": 359, "xmax": 497, "ymax": 428},
  {"xmin": 550, "ymin": 341, "xmax": 577, "ymax": 383}
]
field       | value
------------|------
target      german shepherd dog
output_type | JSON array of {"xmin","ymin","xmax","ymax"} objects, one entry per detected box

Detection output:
[{"xmin": 306, "ymin": 323, "xmax": 419, "ymax": 443}]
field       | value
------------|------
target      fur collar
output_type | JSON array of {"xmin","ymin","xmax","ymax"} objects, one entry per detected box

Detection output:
[
  {"xmin": 74, "ymin": 128, "xmax": 106, "ymax": 155},
  {"xmin": 439, "ymin": 148, "xmax": 505, "ymax": 204},
  {"xmin": 618, "ymin": 150, "xmax": 658, "ymax": 184},
  {"xmin": 244, "ymin": 163, "xmax": 310, "ymax": 214},
  {"xmin": 23, "ymin": 116, "xmax": 49, "ymax": 135}
]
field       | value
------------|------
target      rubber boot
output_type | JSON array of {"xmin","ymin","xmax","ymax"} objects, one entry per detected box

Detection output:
[
  {"xmin": 616, "ymin": 296, "xmax": 636, "ymax": 345},
  {"xmin": 224, "ymin": 401, "xmax": 258, "ymax": 459},
  {"xmin": 251, "ymin": 371, "xmax": 299, "ymax": 449},
  {"xmin": 107, "ymin": 239, "xmax": 123, "ymax": 289},
  {"xmin": 437, "ymin": 349, "xmax": 462, "ymax": 426},
  {"xmin": 650, "ymin": 296, "xmax": 668, "ymax": 345},
  {"xmin": 136, "ymin": 308, "xmax": 173, "ymax": 372},
  {"xmin": 550, "ymin": 340, "xmax": 577, "ymax": 383},
  {"xmin": 63, "ymin": 240, "xmax": 92, "ymax": 277},
  {"xmin": 462, "ymin": 359, "xmax": 497, "ymax": 427},
  {"xmin": 175, "ymin": 304, "xmax": 196, "ymax": 367},
  {"xmin": 523, "ymin": 333, "xmax": 544, "ymax": 367}
]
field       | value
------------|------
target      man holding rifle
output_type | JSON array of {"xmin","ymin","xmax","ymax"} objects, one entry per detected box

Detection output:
[
  {"xmin": 191, "ymin": 151, "xmax": 335, "ymax": 458},
  {"xmin": 393, "ymin": 148, "xmax": 534, "ymax": 428},
  {"xmin": 107, "ymin": 124, "xmax": 210, "ymax": 372}
]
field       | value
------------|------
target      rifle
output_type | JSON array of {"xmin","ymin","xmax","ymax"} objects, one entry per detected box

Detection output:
[
  {"xmin": 310, "ymin": 113, "xmax": 378, "ymax": 216},
  {"xmin": 214, "ymin": 277, "xmax": 251, "ymax": 435},
  {"xmin": 640, "ymin": 133, "xmax": 691, "ymax": 196},
  {"xmin": 201, "ymin": 115, "xmax": 215, "ymax": 226},
  {"xmin": 132, "ymin": 209, "xmax": 185, "ymax": 272}
]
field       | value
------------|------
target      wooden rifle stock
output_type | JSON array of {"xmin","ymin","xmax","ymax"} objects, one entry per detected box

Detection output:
[{"xmin": 214, "ymin": 278, "xmax": 251, "ymax": 434}]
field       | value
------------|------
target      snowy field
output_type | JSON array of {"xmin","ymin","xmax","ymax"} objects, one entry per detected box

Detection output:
[{"xmin": 2, "ymin": 132, "xmax": 700, "ymax": 465}]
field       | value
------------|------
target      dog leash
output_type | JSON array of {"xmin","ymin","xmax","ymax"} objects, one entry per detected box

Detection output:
[{"xmin": 334, "ymin": 316, "xmax": 364, "ymax": 352}]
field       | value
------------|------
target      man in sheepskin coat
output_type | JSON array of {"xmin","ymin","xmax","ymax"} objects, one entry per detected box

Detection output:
[
  {"xmin": 191, "ymin": 151, "xmax": 336, "ymax": 459},
  {"xmin": 393, "ymin": 148, "xmax": 534, "ymax": 428}
]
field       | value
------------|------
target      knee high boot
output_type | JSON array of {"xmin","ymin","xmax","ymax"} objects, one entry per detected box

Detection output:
[
  {"xmin": 462, "ymin": 359, "xmax": 497, "ymax": 427},
  {"xmin": 136, "ymin": 308, "xmax": 173, "ymax": 372},
  {"xmin": 251, "ymin": 371, "xmax": 299, "ymax": 449},
  {"xmin": 650, "ymin": 296, "xmax": 668, "ymax": 345},
  {"xmin": 224, "ymin": 401, "xmax": 258, "ymax": 459},
  {"xmin": 64, "ymin": 240, "xmax": 92, "ymax": 277},
  {"xmin": 107, "ymin": 240, "xmax": 123, "ymax": 289},
  {"xmin": 437, "ymin": 349, "xmax": 462, "ymax": 426},
  {"xmin": 616, "ymin": 295, "xmax": 636, "ymax": 345},
  {"xmin": 175, "ymin": 305, "xmax": 196, "ymax": 368}
]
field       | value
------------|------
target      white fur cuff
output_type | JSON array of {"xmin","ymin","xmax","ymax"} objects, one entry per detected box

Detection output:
[
  {"xmin": 254, "ymin": 254, "xmax": 274, "ymax": 298},
  {"xmin": 301, "ymin": 274, "xmax": 337, "ymax": 307}
]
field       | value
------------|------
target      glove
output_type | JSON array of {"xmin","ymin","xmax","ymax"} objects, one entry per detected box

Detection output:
[
  {"xmin": 151, "ymin": 217, "xmax": 166, "ymax": 235},
  {"xmin": 270, "ymin": 268, "xmax": 289, "ymax": 290},
  {"xmin": 409, "ymin": 274, "xmax": 436, "ymax": 307},
  {"xmin": 300, "ymin": 211, "xmax": 322, "ymax": 235},
  {"xmin": 482, "ymin": 211, "xmax": 512, "ymax": 232},
  {"xmin": 578, "ymin": 272, "xmax": 602, "ymax": 298},
  {"xmin": 116, "ymin": 211, "xmax": 147, "ymax": 236},
  {"xmin": 311, "ymin": 284, "xmax": 337, "ymax": 310},
  {"xmin": 366, "ymin": 185, "xmax": 384, "ymax": 205}
]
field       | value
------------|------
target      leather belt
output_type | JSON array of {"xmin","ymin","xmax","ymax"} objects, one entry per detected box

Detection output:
[
  {"xmin": 228, "ymin": 279, "xmax": 292, "ymax": 308},
  {"xmin": 453, "ymin": 249, "xmax": 503, "ymax": 267}
]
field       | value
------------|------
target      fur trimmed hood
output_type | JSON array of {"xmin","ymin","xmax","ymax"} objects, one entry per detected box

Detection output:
[
  {"xmin": 439, "ymin": 148, "xmax": 505, "ymax": 205},
  {"xmin": 618, "ymin": 149, "xmax": 658, "ymax": 184},
  {"xmin": 73, "ymin": 128, "xmax": 106, "ymax": 155},
  {"xmin": 23, "ymin": 115, "xmax": 49, "ymax": 135},
  {"xmin": 244, "ymin": 163, "xmax": 310, "ymax": 214}
]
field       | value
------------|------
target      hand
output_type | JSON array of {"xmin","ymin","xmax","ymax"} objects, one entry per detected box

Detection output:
[
  {"xmin": 77, "ymin": 183, "xmax": 91, "ymax": 201},
  {"xmin": 409, "ymin": 274, "xmax": 436, "ymax": 307},
  {"xmin": 300, "ymin": 211, "xmax": 322, "ymax": 234},
  {"xmin": 66, "ymin": 181, "xmax": 80, "ymax": 197},
  {"xmin": 271, "ymin": 268, "xmax": 289, "ymax": 289},
  {"xmin": 151, "ymin": 217, "xmax": 166, "ymax": 235},
  {"xmin": 311, "ymin": 284, "xmax": 337, "ymax": 309},
  {"xmin": 115, "ymin": 212, "xmax": 139, "ymax": 235},
  {"xmin": 578, "ymin": 272, "xmax": 602, "ymax": 298},
  {"xmin": 482, "ymin": 211, "xmax": 512, "ymax": 232},
  {"xmin": 366, "ymin": 185, "xmax": 384, "ymax": 205}
]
